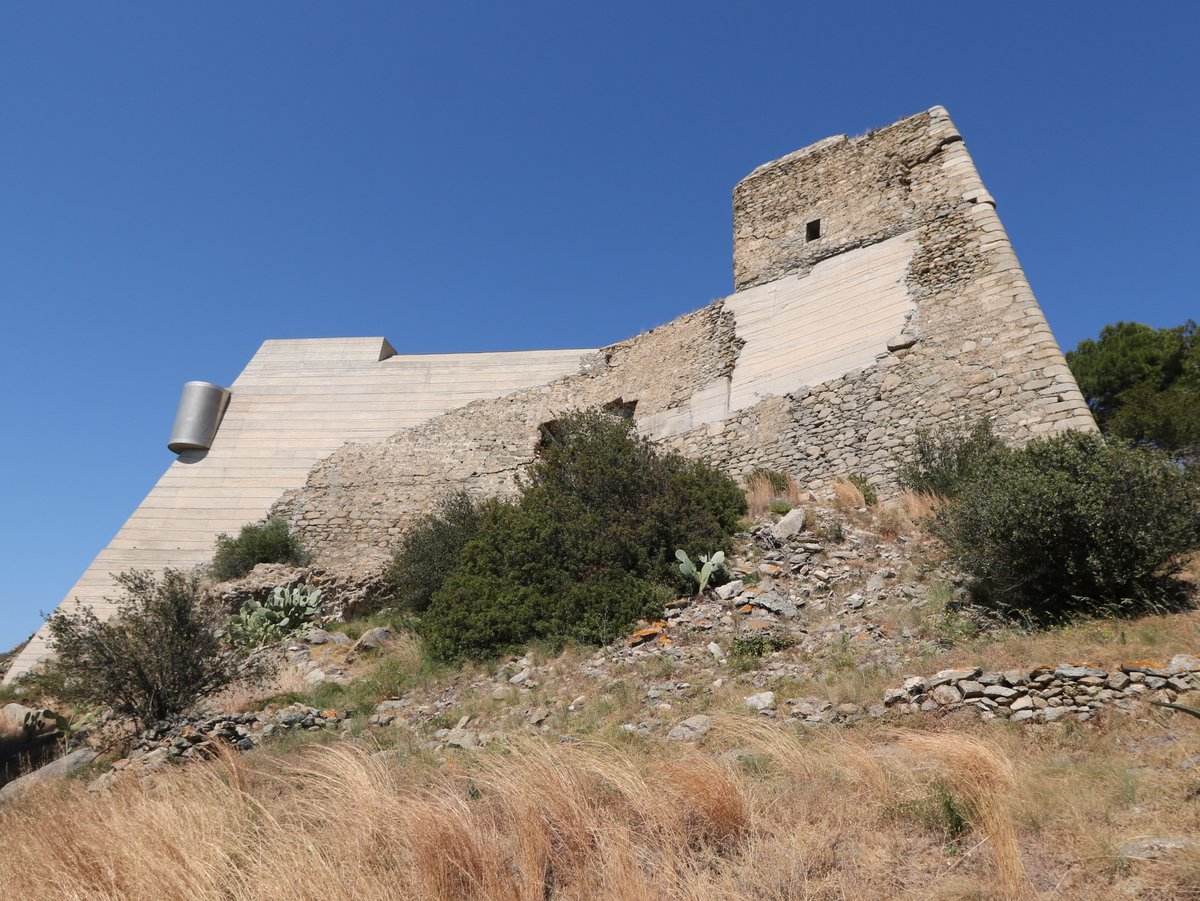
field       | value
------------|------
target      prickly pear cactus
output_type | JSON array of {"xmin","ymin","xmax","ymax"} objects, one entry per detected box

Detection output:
[{"xmin": 221, "ymin": 585, "xmax": 323, "ymax": 650}]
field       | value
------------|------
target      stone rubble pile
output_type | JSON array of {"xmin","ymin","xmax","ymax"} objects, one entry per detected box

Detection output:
[{"xmin": 86, "ymin": 704, "xmax": 350, "ymax": 791}]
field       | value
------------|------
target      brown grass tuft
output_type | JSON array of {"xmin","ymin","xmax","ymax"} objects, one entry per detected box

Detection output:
[
  {"xmin": 745, "ymin": 470, "xmax": 804, "ymax": 517},
  {"xmin": 207, "ymin": 663, "xmax": 311, "ymax": 714},
  {"xmin": 831, "ymin": 477, "xmax": 865, "ymax": 512},
  {"xmin": 745, "ymin": 472, "xmax": 776, "ymax": 517},
  {"xmin": 897, "ymin": 731, "xmax": 1030, "ymax": 900},
  {"xmin": 782, "ymin": 472, "xmax": 805, "ymax": 507},
  {"xmin": 897, "ymin": 489, "xmax": 939, "ymax": 523}
]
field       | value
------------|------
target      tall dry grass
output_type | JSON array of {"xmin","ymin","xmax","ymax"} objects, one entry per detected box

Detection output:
[
  {"xmin": 875, "ymin": 490, "xmax": 939, "ymax": 540},
  {"xmin": 1, "ymin": 717, "xmax": 1194, "ymax": 899},
  {"xmin": 7, "ymin": 724, "xmax": 1142, "ymax": 901},
  {"xmin": 207, "ymin": 664, "xmax": 312, "ymax": 714},
  {"xmin": 830, "ymin": 477, "xmax": 865, "ymax": 513},
  {"xmin": 745, "ymin": 470, "xmax": 804, "ymax": 517},
  {"xmin": 898, "ymin": 732, "xmax": 1028, "ymax": 899}
]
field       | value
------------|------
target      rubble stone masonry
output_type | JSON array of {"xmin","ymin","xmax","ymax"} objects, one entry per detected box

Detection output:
[{"xmin": 274, "ymin": 106, "xmax": 1094, "ymax": 562}]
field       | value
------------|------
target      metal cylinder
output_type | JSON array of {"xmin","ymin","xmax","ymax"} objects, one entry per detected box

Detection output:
[{"xmin": 167, "ymin": 381, "xmax": 231, "ymax": 453}]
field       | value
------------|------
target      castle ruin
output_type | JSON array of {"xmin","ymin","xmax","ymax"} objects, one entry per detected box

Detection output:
[{"xmin": 4, "ymin": 106, "xmax": 1094, "ymax": 683}]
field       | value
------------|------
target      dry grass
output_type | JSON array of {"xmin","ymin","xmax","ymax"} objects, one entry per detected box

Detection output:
[
  {"xmin": 783, "ymin": 473, "xmax": 805, "ymax": 506},
  {"xmin": 208, "ymin": 664, "xmax": 312, "ymax": 714},
  {"xmin": 874, "ymin": 491, "xmax": 940, "ymax": 540},
  {"xmin": 389, "ymin": 631, "xmax": 427, "ymax": 675},
  {"xmin": 4, "ymin": 714, "xmax": 1197, "ymax": 900},
  {"xmin": 919, "ymin": 609, "xmax": 1200, "ymax": 677},
  {"xmin": 745, "ymin": 472, "xmax": 776, "ymax": 517},
  {"xmin": 897, "ymin": 732, "xmax": 1028, "ymax": 898},
  {"xmin": 830, "ymin": 477, "xmax": 865, "ymax": 513},
  {"xmin": 898, "ymin": 489, "xmax": 939, "ymax": 522},
  {"xmin": 745, "ymin": 470, "xmax": 805, "ymax": 517}
]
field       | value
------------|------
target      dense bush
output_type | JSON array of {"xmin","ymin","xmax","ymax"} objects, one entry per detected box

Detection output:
[
  {"xmin": 382, "ymin": 492, "xmax": 496, "ymax": 614},
  {"xmin": 930, "ymin": 431, "xmax": 1200, "ymax": 622},
  {"xmin": 419, "ymin": 409, "xmax": 746, "ymax": 661},
  {"xmin": 38, "ymin": 569, "xmax": 240, "ymax": 724},
  {"xmin": 899, "ymin": 417, "xmax": 1006, "ymax": 499},
  {"xmin": 210, "ymin": 517, "xmax": 307, "ymax": 581}
]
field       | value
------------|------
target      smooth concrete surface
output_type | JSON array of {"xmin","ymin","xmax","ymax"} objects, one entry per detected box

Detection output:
[
  {"xmin": 637, "ymin": 232, "xmax": 917, "ymax": 440},
  {"xmin": 725, "ymin": 231, "xmax": 917, "ymax": 410},
  {"xmin": 5, "ymin": 340, "xmax": 595, "ymax": 682}
]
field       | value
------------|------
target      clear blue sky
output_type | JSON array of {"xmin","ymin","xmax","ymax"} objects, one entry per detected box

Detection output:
[{"xmin": 2, "ymin": 3, "xmax": 1196, "ymax": 650}]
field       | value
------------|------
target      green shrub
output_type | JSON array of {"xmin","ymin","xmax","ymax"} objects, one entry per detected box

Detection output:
[
  {"xmin": 730, "ymin": 635, "xmax": 768, "ymax": 670},
  {"xmin": 37, "ymin": 570, "xmax": 241, "ymax": 724},
  {"xmin": 421, "ymin": 409, "xmax": 746, "ymax": 661},
  {"xmin": 900, "ymin": 417, "xmax": 1005, "ymax": 499},
  {"xmin": 221, "ymin": 585, "xmax": 323, "ymax": 650},
  {"xmin": 931, "ymin": 431, "xmax": 1200, "ymax": 622},
  {"xmin": 210, "ymin": 517, "xmax": 306, "ymax": 581},
  {"xmin": 846, "ymin": 473, "xmax": 878, "ymax": 506},
  {"xmin": 382, "ymin": 492, "xmax": 496, "ymax": 614},
  {"xmin": 768, "ymin": 499, "xmax": 793, "ymax": 515}
]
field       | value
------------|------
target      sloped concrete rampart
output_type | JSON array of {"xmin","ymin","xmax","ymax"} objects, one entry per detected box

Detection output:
[{"xmin": 5, "ymin": 343, "xmax": 598, "ymax": 681}]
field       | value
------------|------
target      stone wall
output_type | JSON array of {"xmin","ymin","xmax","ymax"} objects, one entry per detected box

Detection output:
[
  {"xmin": 274, "ymin": 303, "xmax": 741, "ymax": 561},
  {"xmin": 274, "ymin": 106, "xmax": 1095, "ymax": 565}
]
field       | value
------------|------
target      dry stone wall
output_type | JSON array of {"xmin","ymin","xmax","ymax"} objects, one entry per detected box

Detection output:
[
  {"xmin": 276, "ymin": 106, "xmax": 1095, "ymax": 566},
  {"xmin": 274, "ymin": 303, "xmax": 742, "ymax": 561}
]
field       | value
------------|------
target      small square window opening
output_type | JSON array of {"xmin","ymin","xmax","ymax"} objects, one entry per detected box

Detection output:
[{"xmin": 806, "ymin": 219, "xmax": 822, "ymax": 241}]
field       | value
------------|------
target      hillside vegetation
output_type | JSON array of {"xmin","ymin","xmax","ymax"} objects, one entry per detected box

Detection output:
[{"xmin": 2, "ymin": 354, "xmax": 1200, "ymax": 899}]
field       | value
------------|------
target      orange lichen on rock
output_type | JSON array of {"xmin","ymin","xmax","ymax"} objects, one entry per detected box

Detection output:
[{"xmin": 628, "ymin": 621, "xmax": 667, "ymax": 647}]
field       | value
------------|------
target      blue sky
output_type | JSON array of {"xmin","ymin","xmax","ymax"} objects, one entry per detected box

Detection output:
[{"xmin": 1, "ymin": 2, "xmax": 1196, "ymax": 649}]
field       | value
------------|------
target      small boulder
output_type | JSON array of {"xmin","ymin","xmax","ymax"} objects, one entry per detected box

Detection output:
[
  {"xmin": 714, "ymin": 580, "xmax": 745, "ymax": 601},
  {"xmin": 744, "ymin": 691, "xmax": 776, "ymax": 712},
  {"xmin": 931, "ymin": 684, "xmax": 962, "ymax": 706},
  {"xmin": 930, "ymin": 667, "xmax": 981, "ymax": 687},
  {"xmin": 771, "ymin": 508, "xmax": 809, "ymax": 541},
  {"xmin": 0, "ymin": 747, "xmax": 99, "ymax": 803},
  {"xmin": 351, "ymin": 627, "xmax": 393, "ymax": 654},
  {"xmin": 445, "ymin": 729, "xmax": 480, "ymax": 751},
  {"xmin": 1118, "ymin": 836, "xmax": 1196, "ymax": 860},
  {"xmin": 1168, "ymin": 655, "xmax": 1200, "ymax": 676},
  {"xmin": 1055, "ymin": 664, "xmax": 1107, "ymax": 680},
  {"xmin": 667, "ymin": 715, "xmax": 712, "ymax": 742}
]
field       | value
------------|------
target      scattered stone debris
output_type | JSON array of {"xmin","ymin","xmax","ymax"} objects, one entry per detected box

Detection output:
[
  {"xmin": 48, "ymin": 504, "xmax": 1200, "ymax": 795},
  {"xmin": 877, "ymin": 656, "xmax": 1200, "ymax": 723}
]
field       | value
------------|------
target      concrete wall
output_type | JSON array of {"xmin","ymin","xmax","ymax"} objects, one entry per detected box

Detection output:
[
  {"xmin": 5, "ymin": 342, "xmax": 596, "ymax": 681},
  {"xmin": 5, "ymin": 105, "xmax": 1095, "ymax": 683}
]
